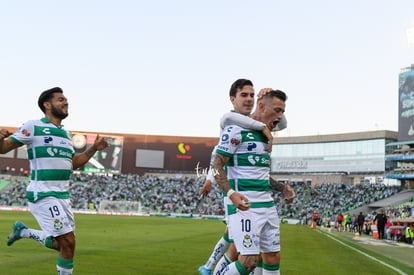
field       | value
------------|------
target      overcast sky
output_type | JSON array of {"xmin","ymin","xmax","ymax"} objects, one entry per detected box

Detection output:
[{"xmin": 1, "ymin": 1, "xmax": 414, "ymax": 138}]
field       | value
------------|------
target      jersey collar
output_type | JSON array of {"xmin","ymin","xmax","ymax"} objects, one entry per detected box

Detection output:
[{"xmin": 41, "ymin": 117, "xmax": 64, "ymax": 128}]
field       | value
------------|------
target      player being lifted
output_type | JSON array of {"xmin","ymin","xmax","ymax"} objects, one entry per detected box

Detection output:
[{"xmin": 198, "ymin": 79, "xmax": 294, "ymax": 275}]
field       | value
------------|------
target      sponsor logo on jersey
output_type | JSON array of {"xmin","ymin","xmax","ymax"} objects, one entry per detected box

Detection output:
[
  {"xmin": 58, "ymin": 149, "xmax": 73, "ymax": 158},
  {"xmin": 248, "ymin": 155, "xmax": 260, "ymax": 165},
  {"xmin": 245, "ymin": 132, "xmax": 255, "ymax": 140},
  {"xmin": 221, "ymin": 134, "xmax": 229, "ymax": 141},
  {"xmin": 217, "ymin": 145, "xmax": 229, "ymax": 152},
  {"xmin": 47, "ymin": 147, "xmax": 57, "ymax": 156},
  {"xmin": 247, "ymin": 142, "xmax": 257, "ymax": 151},
  {"xmin": 248, "ymin": 155, "xmax": 270, "ymax": 166},
  {"xmin": 42, "ymin": 128, "xmax": 51, "ymax": 135},
  {"xmin": 46, "ymin": 147, "xmax": 72, "ymax": 158},
  {"xmin": 44, "ymin": 136, "xmax": 53, "ymax": 143}
]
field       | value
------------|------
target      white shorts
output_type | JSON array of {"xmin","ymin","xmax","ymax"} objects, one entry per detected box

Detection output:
[
  {"xmin": 228, "ymin": 206, "xmax": 280, "ymax": 255},
  {"xmin": 28, "ymin": 197, "xmax": 75, "ymax": 237}
]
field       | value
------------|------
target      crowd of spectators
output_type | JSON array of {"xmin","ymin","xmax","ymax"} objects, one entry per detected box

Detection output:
[
  {"xmin": 281, "ymin": 181, "xmax": 400, "ymax": 223},
  {"xmin": 0, "ymin": 176, "xmax": 27, "ymax": 207},
  {"xmin": 0, "ymin": 173, "xmax": 405, "ymax": 221},
  {"xmin": 0, "ymin": 173, "xmax": 223, "ymax": 215}
]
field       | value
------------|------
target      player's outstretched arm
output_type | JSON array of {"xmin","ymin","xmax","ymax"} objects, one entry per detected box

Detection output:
[
  {"xmin": 220, "ymin": 111, "xmax": 287, "ymax": 132},
  {"xmin": 73, "ymin": 135, "xmax": 109, "ymax": 170},
  {"xmin": 220, "ymin": 112, "xmax": 273, "ymax": 151},
  {"xmin": 220, "ymin": 112, "xmax": 265, "ymax": 131},
  {"xmin": 220, "ymin": 112, "xmax": 286, "ymax": 132},
  {"xmin": 0, "ymin": 129, "xmax": 19, "ymax": 154}
]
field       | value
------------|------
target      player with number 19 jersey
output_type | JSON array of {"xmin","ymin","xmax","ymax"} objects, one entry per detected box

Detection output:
[{"xmin": 10, "ymin": 118, "xmax": 75, "ymax": 203}]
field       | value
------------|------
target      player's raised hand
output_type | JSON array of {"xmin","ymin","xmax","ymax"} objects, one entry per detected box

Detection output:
[
  {"xmin": 257, "ymin": 88, "xmax": 273, "ymax": 99},
  {"xmin": 283, "ymin": 185, "xmax": 295, "ymax": 204},
  {"xmin": 94, "ymin": 134, "xmax": 109, "ymax": 151},
  {"xmin": 199, "ymin": 179, "xmax": 212, "ymax": 198},
  {"xmin": 0, "ymin": 129, "xmax": 11, "ymax": 140}
]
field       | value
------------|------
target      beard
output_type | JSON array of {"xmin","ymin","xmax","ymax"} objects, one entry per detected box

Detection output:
[{"xmin": 51, "ymin": 104, "xmax": 68, "ymax": 120}]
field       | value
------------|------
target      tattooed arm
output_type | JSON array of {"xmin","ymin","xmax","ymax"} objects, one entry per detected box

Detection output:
[
  {"xmin": 212, "ymin": 153, "xmax": 251, "ymax": 211},
  {"xmin": 270, "ymin": 176, "xmax": 296, "ymax": 204}
]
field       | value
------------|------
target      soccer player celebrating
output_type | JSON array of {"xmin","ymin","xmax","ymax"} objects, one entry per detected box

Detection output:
[
  {"xmin": 0, "ymin": 87, "xmax": 109, "ymax": 275},
  {"xmin": 199, "ymin": 80, "xmax": 287, "ymax": 275},
  {"xmin": 212, "ymin": 84, "xmax": 294, "ymax": 275}
]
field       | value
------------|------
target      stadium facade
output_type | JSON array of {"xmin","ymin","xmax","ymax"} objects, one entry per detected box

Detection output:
[
  {"xmin": 271, "ymin": 130, "xmax": 398, "ymax": 185},
  {"xmin": 1, "ymin": 65, "xmax": 414, "ymax": 186},
  {"xmin": 0, "ymin": 125, "xmax": 401, "ymax": 185},
  {"xmin": 0, "ymin": 127, "xmax": 218, "ymax": 176}
]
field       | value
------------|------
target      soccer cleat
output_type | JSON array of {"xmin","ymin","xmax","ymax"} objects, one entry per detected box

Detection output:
[
  {"xmin": 7, "ymin": 221, "xmax": 27, "ymax": 246},
  {"xmin": 198, "ymin": 265, "xmax": 212, "ymax": 275}
]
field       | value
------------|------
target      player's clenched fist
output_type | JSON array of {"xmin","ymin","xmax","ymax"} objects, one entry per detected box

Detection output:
[{"xmin": 0, "ymin": 129, "xmax": 11, "ymax": 140}]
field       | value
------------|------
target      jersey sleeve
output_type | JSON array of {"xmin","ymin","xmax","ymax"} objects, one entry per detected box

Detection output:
[
  {"xmin": 220, "ymin": 111, "xmax": 288, "ymax": 132},
  {"xmin": 9, "ymin": 120, "xmax": 35, "ymax": 146},
  {"xmin": 216, "ymin": 125, "xmax": 242, "ymax": 157},
  {"xmin": 220, "ymin": 112, "xmax": 265, "ymax": 130}
]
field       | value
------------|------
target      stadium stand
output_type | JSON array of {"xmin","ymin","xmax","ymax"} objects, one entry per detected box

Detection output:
[{"xmin": 1, "ymin": 173, "xmax": 412, "ymax": 224}]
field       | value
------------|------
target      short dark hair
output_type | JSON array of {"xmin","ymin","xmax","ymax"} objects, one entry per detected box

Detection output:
[
  {"xmin": 38, "ymin": 87, "xmax": 63, "ymax": 113},
  {"xmin": 261, "ymin": 89, "xmax": 287, "ymax": 102},
  {"xmin": 229, "ymin": 79, "xmax": 253, "ymax": 97}
]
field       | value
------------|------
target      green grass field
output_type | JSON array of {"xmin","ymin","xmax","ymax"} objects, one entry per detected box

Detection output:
[{"xmin": 0, "ymin": 210, "xmax": 413, "ymax": 274}]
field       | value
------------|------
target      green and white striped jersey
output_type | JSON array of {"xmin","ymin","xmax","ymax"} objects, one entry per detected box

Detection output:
[
  {"xmin": 216, "ymin": 125, "xmax": 274, "ymax": 209},
  {"xmin": 10, "ymin": 117, "xmax": 74, "ymax": 202}
]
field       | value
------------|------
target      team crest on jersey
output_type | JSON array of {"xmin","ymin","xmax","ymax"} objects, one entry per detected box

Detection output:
[
  {"xmin": 243, "ymin": 234, "xmax": 253, "ymax": 248},
  {"xmin": 54, "ymin": 219, "xmax": 63, "ymax": 230},
  {"xmin": 230, "ymin": 138, "xmax": 240, "ymax": 146}
]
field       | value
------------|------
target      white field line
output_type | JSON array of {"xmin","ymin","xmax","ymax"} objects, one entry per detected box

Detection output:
[{"xmin": 317, "ymin": 229, "xmax": 407, "ymax": 275}]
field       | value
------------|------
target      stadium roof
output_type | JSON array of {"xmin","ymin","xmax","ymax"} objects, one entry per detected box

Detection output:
[{"xmin": 275, "ymin": 130, "xmax": 397, "ymax": 144}]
